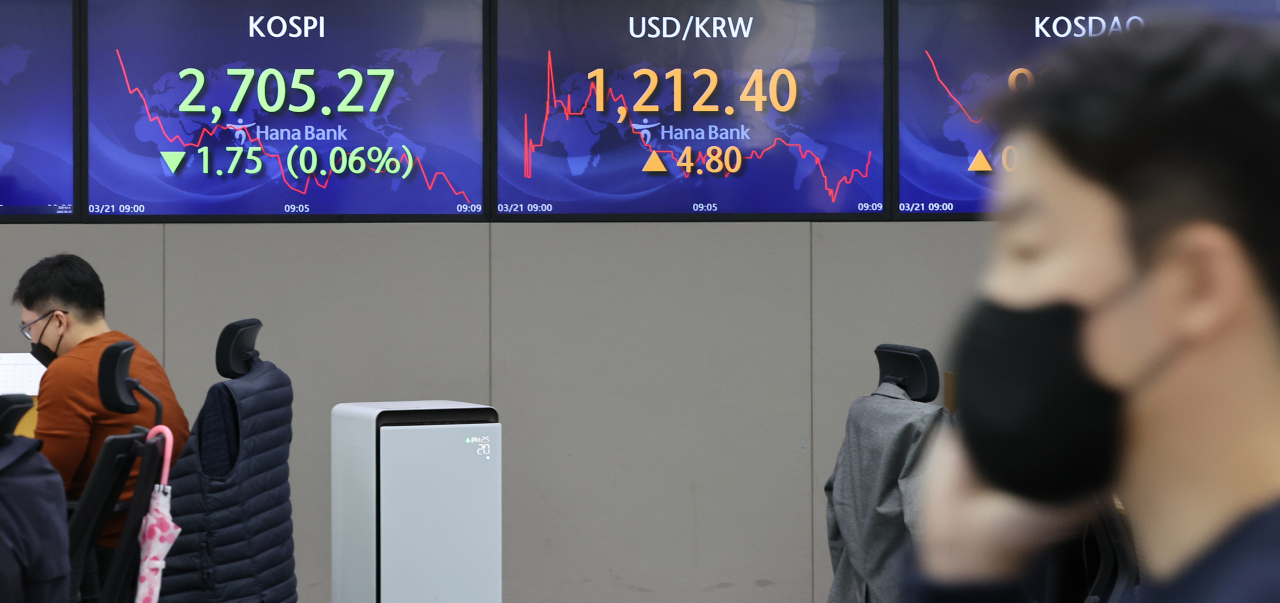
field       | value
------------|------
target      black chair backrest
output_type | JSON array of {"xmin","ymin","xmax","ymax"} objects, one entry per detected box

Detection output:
[
  {"xmin": 0, "ymin": 395, "xmax": 33, "ymax": 435},
  {"xmin": 67, "ymin": 430, "xmax": 146, "ymax": 601},
  {"xmin": 99, "ymin": 341, "xmax": 163, "ymax": 426},
  {"xmin": 216, "ymin": 319, "xmax": 262, "ymax": 379},
  {"xmin": 98, "ymin": 343, "xmax": 140, "ymax": 417},
  {"xmin": 874, "ymin": 344, "xmax": 940, "ymax": 402},
  {"xmin": 99, "ymin": 432, "xmax": 166, "ymax": 603}
]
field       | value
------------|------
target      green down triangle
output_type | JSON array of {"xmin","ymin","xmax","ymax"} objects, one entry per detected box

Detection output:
[{"xmin": 160, "ymin": 151, "xmax": 186, "ymax": 174}]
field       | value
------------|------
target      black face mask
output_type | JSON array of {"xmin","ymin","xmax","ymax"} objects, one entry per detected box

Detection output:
[
  {"xmin": 30, "ymin": 342, "xmax": 58, "ymax": 368},
  {"xmin": 953, "ymin": 301, "xmax": 1122, "ymax": 503},
  {"xmin": 30, "ymin": 323, "xmax": 64, "ymax": 369}
]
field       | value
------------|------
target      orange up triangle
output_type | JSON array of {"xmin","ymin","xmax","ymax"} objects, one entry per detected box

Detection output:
[
  {"xmin": 642, "ymin": 151, "xmax": 668, "ymax": 173},
  {"xmin": 968, "ymin": 149, "xmax": 993, "ymax": 172}
]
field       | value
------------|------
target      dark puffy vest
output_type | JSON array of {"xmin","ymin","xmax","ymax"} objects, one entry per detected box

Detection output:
[{"xmin": 160, "ymin": 360, "xmax": 297, "ymax": 603}]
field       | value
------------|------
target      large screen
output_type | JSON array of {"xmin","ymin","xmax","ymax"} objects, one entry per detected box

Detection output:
[
  {"xmin": 496, "ymin": 0, "xmax": 885, "ymax": 217},
  {"xmin": 87, "ymin": 0, "xmax": 483, "ymax": 218},
  {"xmin": 899, "ymin": 0, "xmax": 1280, "ymax": 217},
  {"xmin": 0, "ymin": 0, "xmax": 74, "ymax": 218}
]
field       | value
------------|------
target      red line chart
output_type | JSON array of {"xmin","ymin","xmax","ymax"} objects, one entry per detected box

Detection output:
[
  {"xmin": 924, "ymin": 50, "xmax": 985, "ymax": 125},
  {"xmin": 115, "ymin": 50, "xmax": 473, "ymax": 203},
  {"xmin": 522, "ymin": 51, "xmax": 872, "ymax": 203}
]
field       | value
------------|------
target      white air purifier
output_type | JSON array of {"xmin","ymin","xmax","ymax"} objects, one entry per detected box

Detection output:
[{"xmin": 331, "ymin": 401, "xmax": 501, "ymax": 603}]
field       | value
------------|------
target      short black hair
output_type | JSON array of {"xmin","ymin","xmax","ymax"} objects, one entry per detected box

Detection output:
[
  {"xmin": 11, "ymin": 254, "xmax": 106, "ymax": 320},
  {"xmin": 995, "ymin": 20, "xmax": 1280, "ymax": 302}
]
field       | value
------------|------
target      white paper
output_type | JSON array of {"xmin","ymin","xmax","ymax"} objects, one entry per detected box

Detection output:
[{"xmin": 0, "ymin": 353, "xmax": 45, "ymax": 396}]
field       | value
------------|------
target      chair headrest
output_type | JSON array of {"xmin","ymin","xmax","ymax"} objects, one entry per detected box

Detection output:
[
  {"xmin": 216, "ymin": 319, "xmax": 263, "ymax": 379},
  {"xmin": 0, "ymin": 395, "xmax": 34, "ymax": 435},
  {"xmin": 874, "ymin": 343, "xmax": 940, "ymax": 402},
  {"xmin": 98, "ymin": 341, "xmax": 141, "ymax": 415}
]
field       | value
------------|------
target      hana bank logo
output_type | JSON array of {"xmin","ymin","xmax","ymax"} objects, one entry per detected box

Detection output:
[{"xmin": 633, "ymin": 118, "xmax": 659, "ymax": 144}]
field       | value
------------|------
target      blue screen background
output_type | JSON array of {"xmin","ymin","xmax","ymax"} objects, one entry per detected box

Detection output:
[
  {"xmin": 899, "ymin": 0, "xmax": 1280, "ymax": 216},
  {"xmin": 87, "ymin": 0, "xmax": 483, "ymax": 217},
  {"xmin": 496, "ymin": 0, "xmax": 885, "ymax": 216},
  {"xmin": 0, "ymin": 0, "xmax": 74, "ymax": 217}
]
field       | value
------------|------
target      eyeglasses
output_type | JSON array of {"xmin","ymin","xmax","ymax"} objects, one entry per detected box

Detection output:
[{"xmin": 18, "ymin": 310, "xmax": 65, "ymax": 341}]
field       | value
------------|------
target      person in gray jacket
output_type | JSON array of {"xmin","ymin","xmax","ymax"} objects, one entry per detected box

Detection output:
[{"xmin": 826, "ymin": 380, "xmax": 949, "ymax": 603}]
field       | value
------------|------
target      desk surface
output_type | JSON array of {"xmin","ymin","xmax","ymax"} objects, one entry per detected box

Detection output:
[{"xmin": 1, "ymin": 353, "xmax": 43, "ymax": 439}]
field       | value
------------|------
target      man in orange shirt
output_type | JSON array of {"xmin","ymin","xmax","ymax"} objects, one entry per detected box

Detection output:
[{"xmin": 13, "ymin": 254, "xmax": 189, "ymax": 550}]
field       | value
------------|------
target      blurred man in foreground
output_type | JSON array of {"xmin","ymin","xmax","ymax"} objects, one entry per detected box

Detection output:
[{"xmin": 910, "ymin": 22, "xmax": 1280, "ymax": 603}]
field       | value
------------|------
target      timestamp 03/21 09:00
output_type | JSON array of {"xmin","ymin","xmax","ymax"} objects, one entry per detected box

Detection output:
[
  {"xmin": 899, "ymin": 202, "xmax": 955, "ymax": 212},
  {"xmin": 88, "ymin": 204, "xmax": 147, "ymax": 214},
  {"xmin": 497, "ymin": 203, "xmax": 553, "ymax": 213}
]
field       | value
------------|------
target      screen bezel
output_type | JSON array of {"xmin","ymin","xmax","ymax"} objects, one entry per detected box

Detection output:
[
  {"xmin": 80, "ymin": 0, "xmax": 490, "ymax": 224},
  {"xmin": 890, "ymin": 0, "xmax": 991, "ymax": 223},
  {"xmin": 0, "ymin": 0, "xmax": 80, "ymax": 224},
  {"xmin": 49, "ymin": 0, "xmax": 1002, "ymax": 223},
  {"xmin": 488, "ymin": 0, "xmax": 894, "ymax": 223}
]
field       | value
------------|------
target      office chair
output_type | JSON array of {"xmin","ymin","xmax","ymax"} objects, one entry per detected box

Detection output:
[
  {"xmin": 874, "ymin": 343, "xmax": 940, "ymax": 402},
  {"xmin": 66, "ymin": 432, "xmax": 148, "ymax": 603},
  {"xmin": 66, "ymin": 341, "xmax": 169, "ymax": 603},
  {"xmin": 98, "ymin": 433, "xmax": 164, "ymax": 603},
  {"xmin": 160, "ymin": 318, "xmax": 298, "ymax": 603}
]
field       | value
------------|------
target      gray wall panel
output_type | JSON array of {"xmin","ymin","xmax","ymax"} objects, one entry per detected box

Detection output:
[
  {"xmin": 810, "ymin": 222, "xmax": 990, "ymax": 600},
  {"xmin": 0, "ymin": 225, "xmax": 165, "ymax": 359},
  {"xmin": 492, "ymin": 223, "xmax": 813, "ymax": 603},
  {"xmin": 163, "ymin": 223, "xmax": 491, "ymax": 602},
  {"xmin": 2, "ymin": 218, "xmax": 1000, "ymax": 603}
]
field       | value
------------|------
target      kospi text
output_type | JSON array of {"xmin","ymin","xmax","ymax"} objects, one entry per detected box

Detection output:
[{"xmin": 249, "ymin": 15, "xmax": 325, "ymax": 38}]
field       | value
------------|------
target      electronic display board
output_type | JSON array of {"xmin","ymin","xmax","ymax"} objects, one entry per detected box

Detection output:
[
  {"xmin": 87, "ymin": 0, "xmax": 482, "ymax": 218},
  {"xmin": 0, "ymin": 0, "xmax": 74, "ymax": 218},
  {"xmin": 899, "ymin": 0, "xmax": 1280, "ymax": 217},
  {"xmin": 496, "ymin": 0, "xmax": 885, "ymax": 217}
]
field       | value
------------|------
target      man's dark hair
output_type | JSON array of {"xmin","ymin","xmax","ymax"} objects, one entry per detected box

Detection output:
[
  {"xmin": 995, "ymin": 20, "xmax": 1280, "ymax": 300},
  {"xmin": 11, "ymin": 254, "xmax": 106, "ymax": 320}
]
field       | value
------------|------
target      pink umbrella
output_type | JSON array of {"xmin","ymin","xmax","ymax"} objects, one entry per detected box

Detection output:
[{"xmin": 136, "ymin": 425, "xmax": 181, "ymax": 603}]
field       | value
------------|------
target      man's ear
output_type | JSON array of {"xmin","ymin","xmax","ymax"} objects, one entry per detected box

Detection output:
[
  {"xmin": 53, "ymin": 309, "xmax": 73, "ymax": 336},
  {"xmin": 1162, "ymin": 222, "xmax": 1252, "ymax": 342}
]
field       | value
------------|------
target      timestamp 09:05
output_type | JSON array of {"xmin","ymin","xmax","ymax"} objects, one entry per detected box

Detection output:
[{"xmin": 88, "ymin": 204, "xmax": 146, "ymax": 214}]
